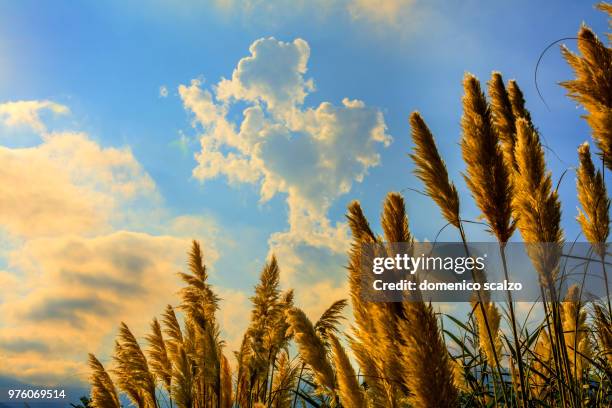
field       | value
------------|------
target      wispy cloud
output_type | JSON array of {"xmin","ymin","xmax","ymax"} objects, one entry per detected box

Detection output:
[{"xmin": 212, "ymin": 0, "xmax": 419, "ymax": 26}]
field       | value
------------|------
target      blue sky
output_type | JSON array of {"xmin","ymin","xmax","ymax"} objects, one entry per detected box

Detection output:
[{"xmin": 0, "ymin": 0, "xmax": 609, "ymax": 387}]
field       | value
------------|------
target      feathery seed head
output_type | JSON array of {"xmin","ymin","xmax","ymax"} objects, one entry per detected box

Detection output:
[
  {"xmin": 576, "ymin": 141, "xmax": 610, "ymax": 258},
  {"xmin": 461, "ymin": 73, "xmax": 515, "ymax": 243},
  {"xmin": 513, "ymin": 118, "xmax": 564, "ymax": 289},
  {"xmin": 409, "ymin": 112, "xmax": 461, "ymax": 228},
  {"xmin": 330, "ymin": 334, "xmax": 366, "ymax": 408},
  {"xmin": 561, "ymin": 25, "xmax": 612, "ymax": 170},
  {"xmin": 286, "ymin": 307, "xmax": 336, "ymax": 394},
  {"xmin": 88, "ymin": 354, "xmax": 121, "ymax": 408},
  {"xmin": 488, "ymin": 72, "xmax": 518, "ymax": 171}
]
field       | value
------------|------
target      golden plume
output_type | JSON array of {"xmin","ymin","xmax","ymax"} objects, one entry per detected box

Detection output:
[
  {"xmin": 561, "ymin": 24, "xmax": 612, "ymax": 169},
  {"xmin": 171, "ymin": 344, "xmax": 194, "ymax": 408},
  {"xmin": 146, "ymin": 317, "xmax": 172, "ymax": 393},
  {"xmin": 488, "ymin": 72, "xmax": 518, "ymax": 170},
  {"xmin": 513, "ymin": 118, "xmax": 564, "ymax": 288},
  {"xmin": 88, "ymin": 354, "xmax": 121, "ymax": 408},
  {"xmin": 220, "ymin": 353, "xmax": 233, "ymax": 408},
  {"xmin": 409, "ymin": 111, "xmax": 461, "ymax": 228},
  {"xmin": 329, "ymin": 334, "xmax": 366, "ymax": 408},
  {"xmin": 593, "ymin": 304, "xmax": 612, "ymax": 366},
  {"xmin": 576, "ymin": 142, "xmax": 610, "ymax": 259},
  {"xmin": 113, "ymin": 322, "xmax": 158, "ymax": 408},
  {"xmin": 561, "ymin": 285, "xmax": 591, "ymax": 378},
  {"xmin": 286, "ymin": 307, "xmax": 336, "ymax": 394},
  {"xmin": 461, "ymin": 73, "xmax": 515, "ymax": 243}
]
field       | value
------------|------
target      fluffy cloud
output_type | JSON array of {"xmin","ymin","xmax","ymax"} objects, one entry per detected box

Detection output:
[
  {"xmin": 180, "ymin": 37, "xmax": 390, "ymax": 317},
  {"xmin": 217, "ymin": 38, "xmax": 314, "ymax": 112},
  {"xmin": 181, "ymin": 38, "xmax": 390, "ymax": 218},
  {"xmin": 0, "ymin": 100, "xmax": 69, "ymax": 133},
  {"xmin": 0, "ymin": 131, "xmax": 155, "ymax": 238}
]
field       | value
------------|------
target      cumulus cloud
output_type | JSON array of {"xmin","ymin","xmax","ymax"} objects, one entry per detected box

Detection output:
[
  {"xmin": 181, "ymin": 38, "xmax": 390, "ymax": 216},
  {"xmin": 0, "ymin": 131, "xmax": 155, "ymax": 238},
  {"xmin": 0, "ymin": 100, "xmax": 69, "ymax": 133},
  {"xmin": 180, "ymin": 37, "xmax": 390, "ymax": 318},
  {"xmin": 216, "ymin": 38, "xmax": 314, "ymax": 112}
]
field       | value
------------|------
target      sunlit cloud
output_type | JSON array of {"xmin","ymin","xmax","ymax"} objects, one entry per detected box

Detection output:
[
  {"xmin": 0, "ymin": 231, "xmax": 190, "ymax": 384},
  {"xmin": 0, "ymin": 131, "xmax": 155, "ymax": 238},
  {"xmin": 0, "ymin": 104, "xmax": 222, "ymax": 385},
  {"xmin": 0, "ymin": 100, "xmax": 69, "ymax": 134}
]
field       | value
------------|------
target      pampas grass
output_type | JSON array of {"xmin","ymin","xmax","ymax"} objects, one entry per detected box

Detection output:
[
  {"xmin": 593, "ymin": 304, "xmax": 612, "ymax": 367},
  {"xmin": 561, "ymin": 286, "xmax": 591, "ymax": 378},
  {"xmin": 285, "ymin": 307, "xmax": 336, "ymax": 394},
  {"xmin": 410, "ymin": 103, "xmax": 507, "ymax": 401},
  {"xmin": 472, "ymin": 299, "xmax": 502, "ymax": 369},
  {"xmin": 513, "ymin": 118, "xmax": 564, "ymax": 289},
  {"xmin": 409, "ymin": 112, "xmax": 461, "ymax": 228},
  {"xmin": 561, "ymin": 23, "xmax": 612, "ymax": 169},
  {"xmin": 507, "ymin": 80, "xmax": 533, "ymax": 125},
  {"xmin": 171, "ymin": 344, "xmax": 194, "ymax": 408},
  {"xmin": 577, "ymin": 142, "xmax": 610, "ymax": 257},
  {"xmin": 88, "ymin": 354, "xmax": 121, "ymax": 408},
  {"xmin": 220, "ymin": 354, "xmax": 233, "ymax": 408},
  {"xmin": 462, "ymin": 73, "xmax": 530, "ymax": 405},
  {"xmin": 146, "ymin": 318, "xmax": 172, "ymax": 394},
  {"xmin": 269, "ymin": 350, "xmax": 297, "ymax": 408},
  {"xmin": 488, "ymin": 72, "xmax": 518, "ymax": 171},
  {"xmin": 113, "ymin": 323, "xmax": 158, "ymax": 408},
  {"xmin": 461, "ymin": 73, "xmax": 515, "ymax": 244},
  {"xmin": 86, "ymin": 5, "xmax": 612, "ymax": 407},
  {"xmin": 329, "ymin": 334, "xmax": 366, "ymax": 408}
]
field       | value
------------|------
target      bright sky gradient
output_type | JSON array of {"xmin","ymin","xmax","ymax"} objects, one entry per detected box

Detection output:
[{"xmin": 0, "ymin": 0, "xmax": 609, "ymax": 387}]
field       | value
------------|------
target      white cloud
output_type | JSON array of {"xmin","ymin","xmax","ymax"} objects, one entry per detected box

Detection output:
[
  {"xmin": 0, "ymin": 100, "xmax": 69, "ymax": 133},
  {"xmin": 216, "ymin": 38, "xmax": 314, "ymax": 112},
  {"xmin": 180, "ymin": 37, "xmax": 390, "ymax": 317},
  {"xmin": 181, "ymin": 38, "xmax": 390, "ymax": 221}
]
